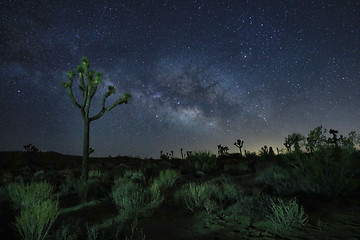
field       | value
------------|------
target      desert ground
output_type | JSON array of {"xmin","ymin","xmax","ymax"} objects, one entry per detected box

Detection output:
[{"xmin": 0, "ymin": 149, "xmax": 359, "ymax": 240}]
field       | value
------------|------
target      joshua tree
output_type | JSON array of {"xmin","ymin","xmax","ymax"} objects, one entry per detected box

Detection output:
[
  {"xmin": 284, "ymin": 137, "xmax": 292, "ymax": 152},
  {"xmin": 62, "ymin": 57, "xmax": 131, "ymax": 181},
  {"xmin": 89, "ymin": 147, "xmax": 94, "ymax": 156},
  {"xmin": 259, "ymin": 145, "xmax": 268, "ymax": 156},
  {"xmin": 269, "ymin": 146, "xmax": 275, "ymax": 156},
  {"xmin": 234, "ymin": 139, "xmax": 244, "ymax": 156},
  {"xmin": 180, "ymin": 148, "xmax": 184, "ymax": 160},
  {"xmin": 23, "ymin": 144, "xmax": 40, "ymax": 153},
  {"xmin": 328, "ymin": 129, "xmax": 342, "ymax": 148},
  {"xmin": 285, "ymin": 133, "xmax": 305, "ymax": 153},
  {"xmin": 23, "ymin": 143, "xmax": 40, "ymax": 169},
  {"xmin": 217, "ymin": 144, "xmax": 229, "ymax": 156}
]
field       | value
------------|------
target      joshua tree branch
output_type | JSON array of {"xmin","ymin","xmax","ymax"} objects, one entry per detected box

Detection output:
[
  {"xmin": 63, "ymin": 76, "xmax": 82, "ymax": 109},
  {"xmin": 90, "ymin": 95, "xmax": 130, "ymax": 122}
]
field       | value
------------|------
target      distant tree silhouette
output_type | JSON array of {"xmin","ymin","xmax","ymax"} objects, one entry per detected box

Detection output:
[
  {"xmin": 306, "ymin": 126, "xmax": 327, "ymax": 153},
  {"xmin": 259, "ymin": 145, "xmax": 268, "ymax": 156},
  {"xmin": 23, "ymin": 144, "xmax": 40, "ymax": 153},
  {"xmin": 23, "ymin": 144, "xmax": 40, "ymax": 170},
  {"xmin": 284, "ymin": 137, "xmax": 292, "ymax": 152},
  {"xmin": 328, "ymin": 129, "xmax": 342, "ymax": 149},
  {"xmin": 62, "ymin": 57, "xmax": 131, "ymax": 181},
  {"xmin": 234, "ymin": 139, "xmax": 244, "ymax": 156},
  {"xmin": 339, "ymin": 131, "xmax": 360, "ymax": 149},
  {"xmin": 284, "ymin": 133, "xmax": 305, "ymax": 153},
  {"xmin": 217, "ymin": 144, "xmax": 229, "ymax": 156},
  {"xmin": 268, "ymin": 146, "xmax": 275, "ymax": 156}
]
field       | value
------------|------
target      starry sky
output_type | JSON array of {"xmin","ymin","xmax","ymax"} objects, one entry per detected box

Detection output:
[{"xmin": 1, "ymin": 0, "xmax": 359, "ymax": 159}]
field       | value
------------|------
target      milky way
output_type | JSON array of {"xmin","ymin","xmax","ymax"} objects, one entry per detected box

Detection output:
[{"xmin": 0, "ymin": 0, "xmax": 359, "ymax": 158}]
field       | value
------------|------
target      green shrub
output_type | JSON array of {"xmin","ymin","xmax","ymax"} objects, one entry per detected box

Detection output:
[
  {"xmin": 286, "ymin": 146, "xmax": 360, "ymax": 198},
  {"xmin": 123, "ymin": 169, "xmax": 145, "ymax": 183},
  {"xmin": 219, "ymin": 179, "xmax": 246, "ymax": 205},
  {"xmin": 266, "ymin": 197, "xmax": 308, "ymax": 233},
  {"xmin": 175, "ymin": 181, "xmax": 218, "ymax": 213},
  {"xmin": 86, "ymin": 223, "xmax": 103, "ymax": 240},
  {"xmin": 182, "ymin": 182, "xmax": 209, "ymax": 212},
  {"xmin": 204, "ymin": 199, "xmax": 222, "ymax": 214},
  {"xmin": 6, "ymin": 180, "xmax": 55, "ymax": 210},
  {"xmin": 88, "ymin": 170, "xmax": 102, "ymax": 179},
  {"xmin": 124, "ymin": 218, "xmax": 146, "ymax": 240},
  {"xmin": 187, "ymin": 151, "xmax": 218, "ymax": 172},
  {"xmin": 255, "ymin": 165, "xmax": 300, "ymax": 196},
  {"xmin": 51, "ymin": 218, "xmax": 81, "ymax": 240},
  {"xmin": 110, "ymin": 177, "xmax": 164, "ymax": 222},
  {"xmin": 73, "ymin": 179, "xmax": 90, "ymax": 203},
  {"xmin": 153, "ymin": 169, "xmax": 181, "ymax": 189},
  {"xmin": 12, "ymin": 198, "xmax": 59, "ymax": 240},
  {"xmin": 58, "ymin": 175, "xmax": 75, "ymax": 195},
  {"xmin": 221, "ymin": 192, "xmax": 270, "ymax": 223}
]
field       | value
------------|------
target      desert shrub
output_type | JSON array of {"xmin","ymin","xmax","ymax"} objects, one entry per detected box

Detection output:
[
  {"xmin": 255, "ymin": 165, "xmax": 300, "ymax": 196},
  {"xmin": 174, "ymin": 181, "xmax": 222, "ymax": 213},
  {"xmin": 174, "ymin": 182, "xmax": 208, "ymax": 212},
  {"xmin": 220, "ymin": 190, "xmax": 272, "ymax": 222},
  {"xmin": 204, "ymin": 198, "xmax": 222, "ymax": 214},
  {"xmin": 32, "ymin": 170, "xmax": 46, "ymax": 181},
  {"xmin": 123, "ymin": 169, "xmax": 146, "ymax": 184},
  {"xmin": 266, "ymin": 197, "xmax": 308, "ymax": 233},
  {"xmin": 174, "ymin": 178, "xmax": 248, "ymax": 214},
  {"xmin": 219, "ymin": 178, "xmax": 246, "ymax": 205},
  {"xmin": 86, "ymin": 223, "xmax": 104, "ymax": 240},
  {"xmin": 58, "ymin": 175, "xmax": 77, "ymax": 195},
  {"xmin": 187, "ymin": 151, "xmax": 218, "ymax": 172},
  {"xmin": 203, "ymin": 183, "xmax": 224, "ymax": 204},
  {"xmin": 0, "ymin": 172, "xmax": 13, "ymax": 185},
  {"xmin": 51, "ymin": 218, "xmax": 81, "ymax": 240},
  {"xmin": 110, "ymin": 177, "xmax": 164, "ymax": 222},
  {"xmin": 12, "ymin": 198, "xmax": 59, "ymax": 240},
  {"xmin": 88, "ymin": 170, "xmax": 102, "ymax": 179},
  {"xmin": 237, "ymin": 162, "xmax": 252, "ymax": 172},
  {"xmin": 152, "ymin": 169, "xmax": 181, "ymax": 189},
  {"xmin": 73, "ymin": 179, "xmax": 90, "ymax": 203},
  {"xmin": 285, "ymin": 146, "xmax": 360, "ymax": 198},
  {"xmin": 124, "ymin": 218, "xmax": 146, "ymax": 240},
  {"xmin": 6, "ymin": 180, "xmax": 55, "ymax": 210}
]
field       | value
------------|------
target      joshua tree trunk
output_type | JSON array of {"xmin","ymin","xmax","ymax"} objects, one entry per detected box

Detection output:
[
  {"xmin": 62, "ymin": 57, "xmax": 131, "ymax": 181},
  {"xmin": 82, "ymin": 118, "xmax": 90, "ymax": 181}
]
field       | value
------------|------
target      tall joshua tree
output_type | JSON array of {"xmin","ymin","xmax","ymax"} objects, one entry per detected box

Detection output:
[{"xmin": 62, "ymin": 57, "xmax": 131, "ymax": 181}]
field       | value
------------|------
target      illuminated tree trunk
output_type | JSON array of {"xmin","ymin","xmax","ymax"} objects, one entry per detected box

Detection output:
[{"xmin": 82, "ymin": 118, "xmax": 90, "ymax": 181}]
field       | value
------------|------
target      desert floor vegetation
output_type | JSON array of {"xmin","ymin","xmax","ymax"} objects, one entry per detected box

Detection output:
[{"xmin": 1, "ymin": 129, "xmax": 360, "ymax": 239}]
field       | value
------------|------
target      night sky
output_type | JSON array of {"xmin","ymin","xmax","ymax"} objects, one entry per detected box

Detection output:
[{"xmin": 1, "ymin": 0, "xmax": 359, "ymax": 159}]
